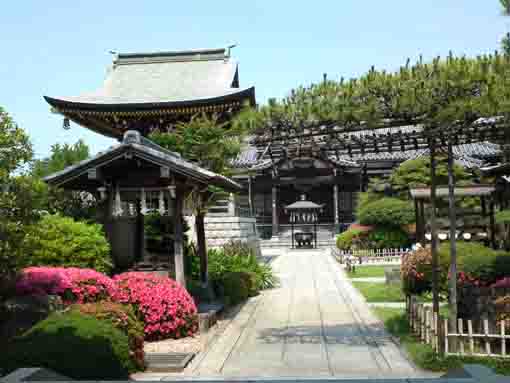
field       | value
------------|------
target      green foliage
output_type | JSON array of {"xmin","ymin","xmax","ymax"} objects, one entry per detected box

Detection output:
[
  {"xmin": 502, "ymin": 33, "xmax": 510, "ymax": 56},
  {"xmin": 218, "ymin": 272, "xmax": 252, "ymax": 305},
  {"xmin": 366, "ymin": 227, "xmax": 411, "ymax": 249},
  {"xmin": 374, "ymin": 307, "xmax": 510, "ymax": 375},
  {"xmin": 501, "ymin": 0, "xmax": 510, "ymax": 15},
  {"xmin": 207, "ymin": 241, "xmax": 276, "ymax": 302},
  {"xmin": 401, "ymin": 247, "xmax": 433, "ymax": 295},
  {"xmin": 496, "ymin": 209, "xmax": 510, "ymax": 223},
  {"xmin": 336, "ymin": 228, "xmax": 365, "ymax": 250},
  {"xmin": 23, "ymin": 214, "xmax": 112, "ymax": 273},
  {"xmin": 73, "ymin": 302, "xmax": 145, "ymax": 370},
  {"xmin": 390, "ymin": 157, "xmax": 473, "ymax": 192},
  {"xmin": 30, "ymin": 140, "xmax": 89, "ymax": 178},
  {"xmin": 346, "ymin": 265, "xmax": 386, "ymax": 279},
  {"xmin": 352, "ymin": 281, "xmax": 405, "ymax": 302},
  {"xmin": 2, "ymin": 311, "xmax": 137, "ymax": 379},
  {"xmin": 357, "ymin": 197, "xmax": 415, "ymax": 227},
  {"xmin": 0, "ymin": 108, "xmax": 33, "ymax": 280},
  {"xmin": 240, "ymin": 53, "xmax": 510, "ymax": 133},
  {"xmin": 0, "ymin": 107, "xmax": 32, "ymax": 181},
  {"xmin": 439, "ymin": 241, "xmax": 510, "ymax": 284},
  {"xmin": 149, "ymin": 113, "xmax": 246, "ymax": 175}
]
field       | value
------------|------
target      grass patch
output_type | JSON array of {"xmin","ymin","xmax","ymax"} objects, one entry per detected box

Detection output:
[
  {"xmin": 373, "ymin": 307, "xmax": 510, "ymax": 376},
  {"xmin": 352, "ymin": 281, "xmax": 405, "ymax": 302},
  {"xmin": 347, "ymin": 265, "xmax": 387, "ymax": 279}
]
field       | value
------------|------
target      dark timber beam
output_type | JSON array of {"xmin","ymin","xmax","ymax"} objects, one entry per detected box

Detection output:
[{"xmin": 272, "ymin": 185, "xmax": 279, "ymax": 237}]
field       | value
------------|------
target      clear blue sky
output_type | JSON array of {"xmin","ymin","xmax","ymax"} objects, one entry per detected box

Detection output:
[{"xmin": 0, "ymin": 1, "xmax": 506, "ymax": 159}]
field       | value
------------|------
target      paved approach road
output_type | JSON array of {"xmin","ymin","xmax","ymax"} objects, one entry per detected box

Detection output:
[{"xmin": 192, "ymin": 249, "xmax": 427, "ymax": 379}]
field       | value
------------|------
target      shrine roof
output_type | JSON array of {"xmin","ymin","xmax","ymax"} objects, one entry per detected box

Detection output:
[
  {"xmin": 44, "ymin": 48, "xmax": 255, "ymax": 111},
  {"xmin": 285, "ymin": 200, "xmax": 323, "ymax": 210},
  {"xmin": 43, "ymin": 131, "xmax": 242, "ymax": 192}
]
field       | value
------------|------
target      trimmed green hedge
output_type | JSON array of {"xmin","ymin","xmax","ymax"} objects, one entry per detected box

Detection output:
[
  {"xmin": 23, "ymin": 214, "xmax": 112, "ymax": 273},
  {"xmin": 357, "ymin": 197, "xmax": 415, "ymax": 227},
  {"xmin": 2, "ymin": 311, "xmax": 136, "ymax": 379},
  {"xmin": 336, "ymin": 228, "xmax": 365, "ymax": 250}
]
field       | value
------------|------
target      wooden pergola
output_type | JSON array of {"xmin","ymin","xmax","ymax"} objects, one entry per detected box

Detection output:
[
  {"xmin": 43, "ymin": 130, "xmax": 242, "ymax": 288},
  {"xmin": 410, "ymin": 185, "xmax": 496, "ymax": 248}
]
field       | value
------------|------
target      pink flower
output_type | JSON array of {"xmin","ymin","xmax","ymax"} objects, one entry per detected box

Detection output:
[{"xmin": 110, "ymin": 272, "xmax": 198, "ymax": 341}]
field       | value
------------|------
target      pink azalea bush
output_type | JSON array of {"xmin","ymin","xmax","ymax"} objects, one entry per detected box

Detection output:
[
  {"xmin": 16, "ymin": 267, "xmax": 116, "ymax": 304},
  {"xmin": 111, "ymin": 272, "xmax": 198, "ymax": 340},
  {"xmin": 492, "ymin": 277, "xmax": 510, "ymax": 288}
]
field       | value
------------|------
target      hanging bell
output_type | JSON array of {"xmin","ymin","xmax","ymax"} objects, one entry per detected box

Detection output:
[
  {"xmin": 140, "ymin": 188, "xmax": 148, "ymax": 215},
  {"xmin": 62, "ymin": 117, "xmax": 71, "ymax": 130},
  {"xmin": 158, "ymin": 190, "xmax": 166, "ymax": 215},
  {"xmin": 112, "ymin": 186, "xmax": 123, "ymax": 217}
]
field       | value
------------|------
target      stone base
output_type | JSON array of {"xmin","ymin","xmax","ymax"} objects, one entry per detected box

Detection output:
[{"xmin": 186, "ymin": 215, "xmax": 261, "ymax": 256}]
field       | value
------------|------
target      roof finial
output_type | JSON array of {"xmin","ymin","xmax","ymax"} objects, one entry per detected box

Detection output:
[{"xmin": 226, "ymin": 44, "xmax": 237, "ymax": 58}]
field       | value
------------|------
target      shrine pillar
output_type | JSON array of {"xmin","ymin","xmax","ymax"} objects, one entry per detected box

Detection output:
[{"xmin": 272, "ymin": 185, "xmax": 279, "ymax": 237}]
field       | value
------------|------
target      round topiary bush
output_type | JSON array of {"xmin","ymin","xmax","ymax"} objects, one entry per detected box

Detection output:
[
  {"xmin": 23, "ymin": 214, "xmax": 112, "ymax": 273},
  {"xmin": 111, "ymin": 272, "xmax": 198, "ymax": 341},
  {"xmin": 2, "ymin": 311, "xmax": 137, "ymax": 380},
  {"xmin": 73, "ymin": 301, "xmax": 145, "ymax": 370},
  {"xmin": 357, "ymin": 197, "xmax": 415, "ymax": 227},
  {"xmin": 15, "ymin": 267, "xmax": 116, "ymax": 304}
]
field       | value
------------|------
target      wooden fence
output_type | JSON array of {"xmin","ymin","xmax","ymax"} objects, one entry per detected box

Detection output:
[
  {"xmin": 335, "ymin": 247, "xmax": 411, "ymax": 264},
  {"xmin": 406, "ymin": 295, "xmax": 510, "ymax": 358}
]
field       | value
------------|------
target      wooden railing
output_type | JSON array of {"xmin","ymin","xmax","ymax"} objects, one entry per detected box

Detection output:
[{"xmin": 406, "ymin": 295, "xmax": 510, "ymax": 358}]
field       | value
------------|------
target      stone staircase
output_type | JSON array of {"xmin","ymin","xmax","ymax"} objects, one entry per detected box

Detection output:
[{"xmin": 260, "ymin": 228, "xmax": 336, "ymax": 248}]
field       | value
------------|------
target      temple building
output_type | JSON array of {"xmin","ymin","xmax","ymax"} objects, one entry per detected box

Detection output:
[
  {"xmin": 231, "ymin": 133, "xmax": 501, "ymax": 242},
  {"xmin": 45, "ymin": 47, "xmax": 255, "ymax": 138},
  {"xmin": 45, "ymin": 47, "xmax": 504, "ymax": 250}
]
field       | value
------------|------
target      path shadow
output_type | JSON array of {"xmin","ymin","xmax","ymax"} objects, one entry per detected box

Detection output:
[{"xmin": 257, "ymin": 323, "xmax": 393, "ymax": 347}]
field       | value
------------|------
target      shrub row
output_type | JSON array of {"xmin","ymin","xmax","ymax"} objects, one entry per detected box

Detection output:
[
  {"xmin": 401, "ymin": 242, "xmax": 510, "ymax": 295},
  {"xmin": 337, "ymin": 227, "xmax": 411, "ymax": 251},
  {"xmin": 14, "ymin": 267, "xmax": 198, "ymax": 341}
]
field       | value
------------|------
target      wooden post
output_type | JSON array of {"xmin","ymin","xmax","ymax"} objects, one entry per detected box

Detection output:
[
  {"xmin": 447, "ymin": 141, "xmax": 458, "ymax": 346},
  {"xmin": 334, "ymin": 184, "xmax": 339, "ymax": 229},
  {"xmin": 195, "ymin": 193, "xmax": 208, "ymax": 287},
  {"xmin": 248, "ymin": 175, "xmax": 254, "ymax": 217},
  {"xmin": 173, "ymin": 192, "xmax": 185, "ymax": 287},
  {"xmin": 414, "ymin": 198, "xmax": 422, "ymax": 244},
  {"xmin": 272, "ymin": 185, "xmax": 279, "ymax": 237},
  {"xmin": 430, "ymin": 140, "xmax": 440, "ymax": 315},
  {"xmin": 490, "ymin": 199, "xmax": 497, "ymax": 249},
  {"xmin": 136, "ymin": 198, "xmax": 145, "ymax": 264}
]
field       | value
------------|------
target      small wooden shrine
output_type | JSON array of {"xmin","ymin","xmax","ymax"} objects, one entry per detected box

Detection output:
[{"xmin": 44, "ymin": 130, "xmax": 242, "ymax": 287}]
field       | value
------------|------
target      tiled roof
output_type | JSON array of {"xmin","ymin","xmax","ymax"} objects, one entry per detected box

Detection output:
[
  {"xmin": 45, "ymin": 48, "xmax": 255, "ymax": 106},
  {"xmin": 44, "ymin": 131, "xmax": 242, "ymax": 192},
  {"xmin": 234, "ymin": 137, "xmax": 501, "ymax": 171}
]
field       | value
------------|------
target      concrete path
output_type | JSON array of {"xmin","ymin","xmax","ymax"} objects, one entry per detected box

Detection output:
[{"xmin": 189, "ymin": 249, "xmax": 429, "ymax": 379}]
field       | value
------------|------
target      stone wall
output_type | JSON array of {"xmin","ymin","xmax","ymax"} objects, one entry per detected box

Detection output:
[{"xmin": 186, "ymin": 215, "xmax": 261, "ymax": 256}]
